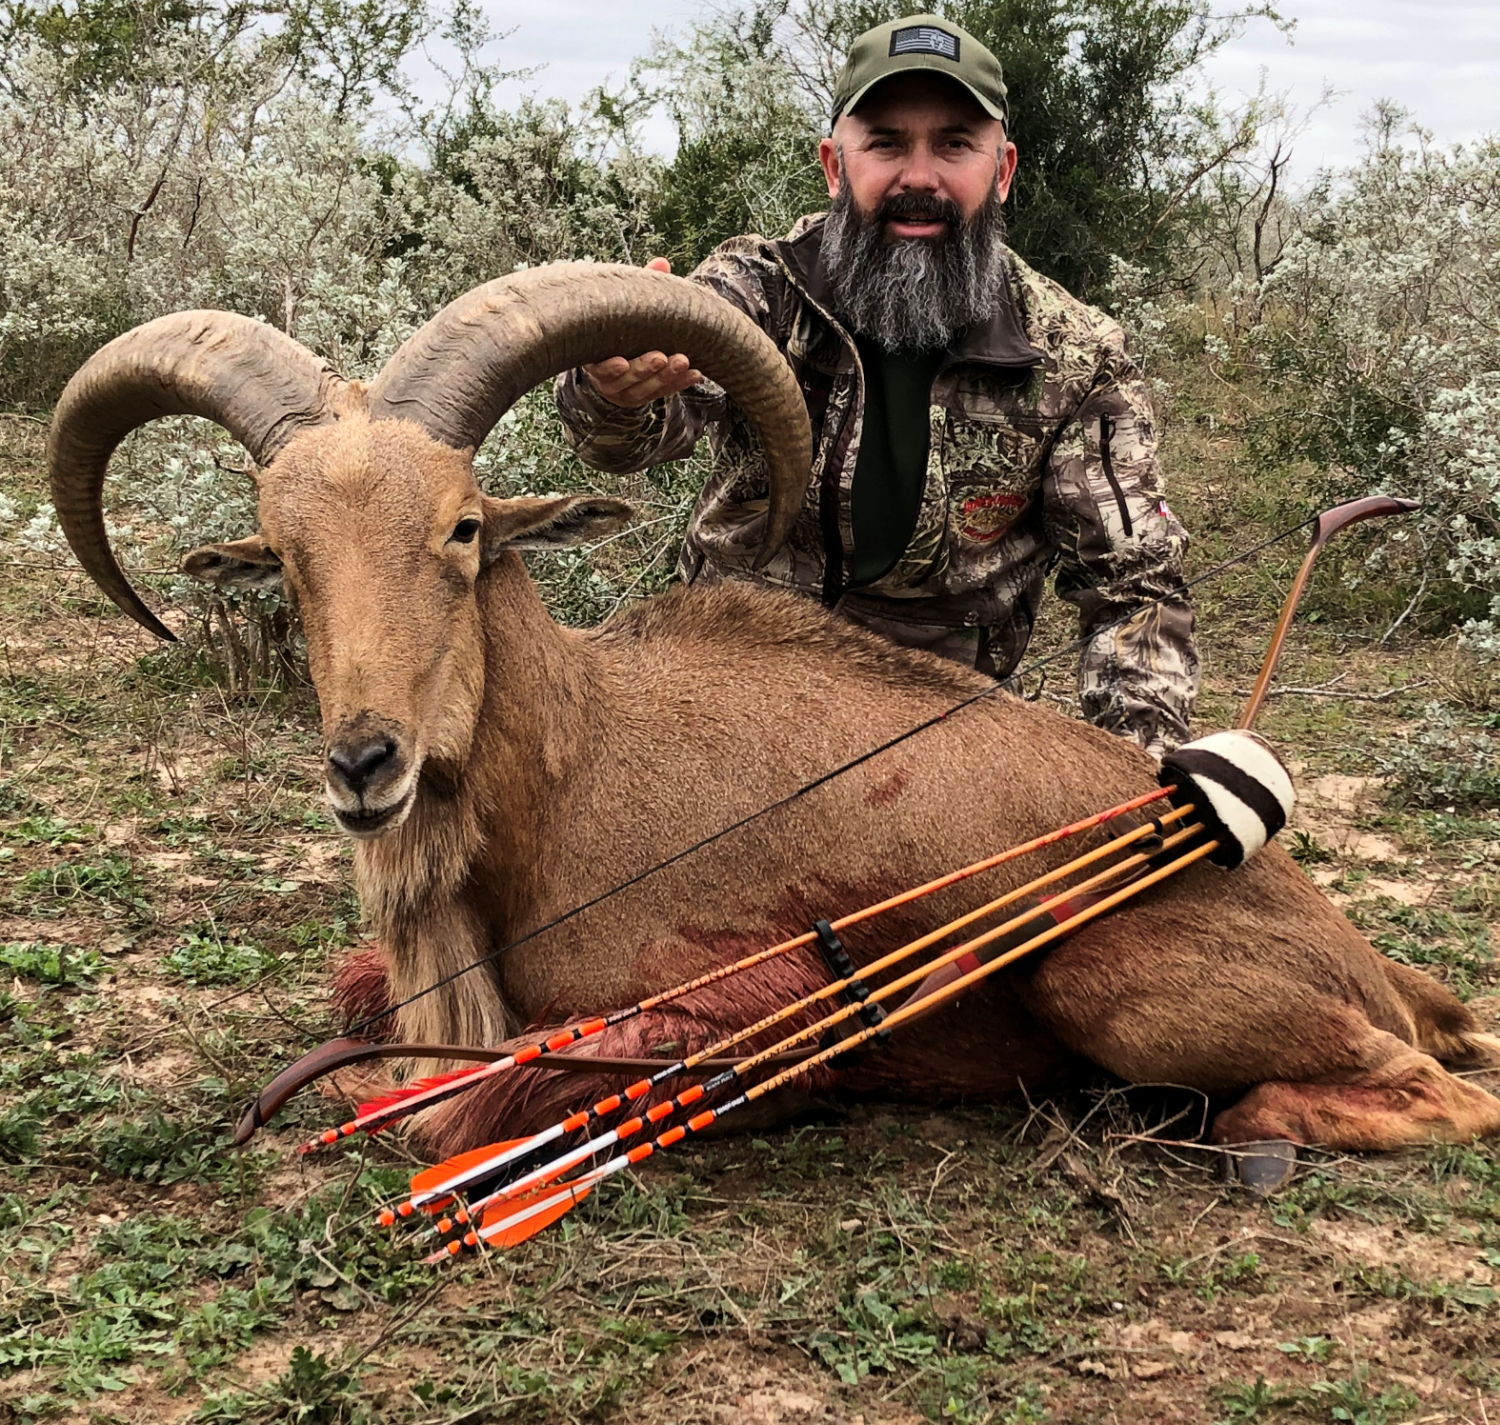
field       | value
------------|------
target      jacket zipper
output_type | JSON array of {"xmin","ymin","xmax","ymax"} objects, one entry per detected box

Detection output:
[
  {"xmin": 1098, "ymin": 414, "xmax": 1133, "ymax": 538},
  {"xmin": 817, "ymin": 346, "xmax": 857, "ymax": 607},
  {"xmin": 771, "ymin": 253, "xmax": 859, "ymax": 607}
]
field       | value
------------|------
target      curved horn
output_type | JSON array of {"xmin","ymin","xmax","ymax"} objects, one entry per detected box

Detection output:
[
  {"xmin": 367, "ymin": 263, "xmax": 813, "ymax": 568},
  {"xmin": 47, "ymin": 313, "xmax": 347, "ymax": 640}
]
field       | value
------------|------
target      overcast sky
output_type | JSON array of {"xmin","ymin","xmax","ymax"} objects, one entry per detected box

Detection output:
[{"xmin": 452, "ymin": 1, "xmax": 1499, "ymax": 181}]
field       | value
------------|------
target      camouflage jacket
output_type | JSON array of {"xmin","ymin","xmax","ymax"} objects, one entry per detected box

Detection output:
[{"xmin": 555, "ymin": 214, "xmax": 1199, "ymax": 755}]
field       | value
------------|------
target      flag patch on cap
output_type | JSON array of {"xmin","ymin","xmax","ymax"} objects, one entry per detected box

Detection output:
[{"xmin": 889, "ymin": 25, "xmax": 960, "ymax": 60}]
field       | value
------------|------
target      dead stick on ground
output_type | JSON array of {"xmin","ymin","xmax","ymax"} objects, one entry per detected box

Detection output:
[{"xmin": 1232, "ymin": 682, "xmax": 1429, "ymax": 702}]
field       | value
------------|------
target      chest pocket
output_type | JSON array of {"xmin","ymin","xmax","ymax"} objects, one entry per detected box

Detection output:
[{"xmin": 939, "ymin": 413, "xmax": 1046, "ymax": 548}]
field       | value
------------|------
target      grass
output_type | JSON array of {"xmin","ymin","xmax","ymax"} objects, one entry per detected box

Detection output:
[
  {"xmin": 2, "ymin": 340, "xmax": 1499, "ymax": 1423},
  {"xmin": 1349, "ymin": 900, "xmax": 1495, "ymax": 1003}
]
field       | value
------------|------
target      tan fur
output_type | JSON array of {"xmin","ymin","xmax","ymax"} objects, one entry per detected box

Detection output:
[
  {"xmin": 1461, "ymin": 1033, "xmax": 1500, "ymax": 1069},
  {"xmin": 196, "ymin": 412, "xmax": 1500, "ymax": 1157}
]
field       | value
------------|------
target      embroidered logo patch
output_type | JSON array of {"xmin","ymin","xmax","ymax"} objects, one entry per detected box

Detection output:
[
  {"xmin": 889, "ymin": 25, "xmax": 960, "ymax": 60},
  {"xmin": 957, "ymin": 491, "xmax": 1025, "ymax": 543}
]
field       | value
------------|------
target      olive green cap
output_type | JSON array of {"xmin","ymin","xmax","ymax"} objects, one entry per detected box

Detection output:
[{"xmin": 831, "ymin": 14, "xmax": 1008, "ymax": 128}]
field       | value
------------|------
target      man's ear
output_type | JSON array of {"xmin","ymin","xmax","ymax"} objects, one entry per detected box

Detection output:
[
  {"xmin": 480, "ymin": 495, "xmax": 634, "ymax": 564},
  {"xmin": 181, "ymin": 535, "xmax": 283, "ymax": 590},
  {"xmin": 819, "ymin": 134, "xmax": 841, "ymax": 199},
  {"xmin": 996, "ymin": 137, "xmax": 1018, "ymax": 202}
]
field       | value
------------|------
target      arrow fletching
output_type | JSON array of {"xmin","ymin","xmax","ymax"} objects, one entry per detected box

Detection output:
[
  {"xmin": 481, "ymin": 1179, "xmax": 596, "ymax": 1248},
  {"xmin": 424, "ymin": 1177, "xmax": 598, "ymax": 1260},
  {"xmin": 300, "ymin": 1018, "xmax": 613, "ymax": 1154},
  {"xmin": 407, "ymin": 1137, "xmax": 535, "ymax": 1213},
  {"xmin": 300, "ymin": 1065, "xmax": 501, "ymax": 1154}
]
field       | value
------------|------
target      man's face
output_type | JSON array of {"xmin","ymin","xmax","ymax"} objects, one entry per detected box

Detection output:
[{"xmin": 818, "ymin": 73, "xmax": 1018, "ymax": 237}]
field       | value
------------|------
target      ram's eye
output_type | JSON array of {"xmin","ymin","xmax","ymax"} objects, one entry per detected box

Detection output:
[{"xmin": 449, "ymin": 518, "xmax": 481, "ymax": 545}]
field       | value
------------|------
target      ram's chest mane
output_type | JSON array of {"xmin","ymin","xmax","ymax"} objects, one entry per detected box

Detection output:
[{"xmin": 352, "ymin": 787, "xmax": 488, "ymax": 932}]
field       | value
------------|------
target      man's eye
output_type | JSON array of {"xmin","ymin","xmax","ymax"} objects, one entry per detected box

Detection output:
[{"xmin": 449, "ymin": 518, "xmax": 481, "ymax": 544}]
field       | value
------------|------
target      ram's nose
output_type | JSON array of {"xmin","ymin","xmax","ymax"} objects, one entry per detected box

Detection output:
[{"xmin": 327, "ymin": 735, "xmax": 398, "ymax": 798}]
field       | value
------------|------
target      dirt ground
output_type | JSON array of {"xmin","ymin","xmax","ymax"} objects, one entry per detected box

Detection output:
[{"xmin": 2, "ymin": 402, "xmax": 1498, "ymax": 1425}]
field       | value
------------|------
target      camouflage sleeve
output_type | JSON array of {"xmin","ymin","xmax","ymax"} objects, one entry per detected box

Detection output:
[
  {"xmin": 554, "ymin": 364, "xmax": 720, "ymax": 475},
  {"xmin": 553, "ymin": 241, "xmax": 777, "ymax": 476},
  {"xmin": 1041, "ymin": 329, "xmax": 1200, "ymax": 758}
]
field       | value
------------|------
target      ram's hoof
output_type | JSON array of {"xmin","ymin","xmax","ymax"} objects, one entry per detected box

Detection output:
[{"xmin": 1219, "ymin": 1139, "xmax": 1298, "ymax": 1196}]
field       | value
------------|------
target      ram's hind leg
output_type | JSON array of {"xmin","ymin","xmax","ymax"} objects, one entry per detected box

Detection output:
[
  {"xmin": 1213, "ymin": 1035, "xmax": 1500, "ymax": 1152},
  {"xmin": 1019, "ymin": 893, "xmax": 1500, "ymax": 1192}
]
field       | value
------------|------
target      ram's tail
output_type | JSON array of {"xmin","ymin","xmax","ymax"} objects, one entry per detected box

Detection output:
[
  {"xmin": 1376, "ymin": 955, "xmax": 1499, "ymax": 1067},
  {"xmin": 1458, "ymin": 1031, "xmax": 1500, "ymax": 1071}
]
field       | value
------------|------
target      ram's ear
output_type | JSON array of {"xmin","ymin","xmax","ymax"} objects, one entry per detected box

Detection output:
[
  {"xmin": 181, "ymin": 535, "xmax": 283, "ymax": 590},
  {"xmin": 480, "ymin": 495, "xmax": 634, "ymax": 564}
]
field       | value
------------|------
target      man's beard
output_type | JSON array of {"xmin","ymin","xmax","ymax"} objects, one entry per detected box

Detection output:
[{"xmin": 822, "ymin": 169, "xmax": 1007, "ymax": 353}]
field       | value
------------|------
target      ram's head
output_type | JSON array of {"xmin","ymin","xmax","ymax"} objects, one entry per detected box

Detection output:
[{"xmin": 48, "ymin": 266, "xmax": 811, "ymax": 835}]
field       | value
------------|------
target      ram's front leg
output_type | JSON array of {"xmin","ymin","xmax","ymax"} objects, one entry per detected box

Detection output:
[{"xmin": 339, "ymin": 905, "xmax": 518, "ymax": 1060}]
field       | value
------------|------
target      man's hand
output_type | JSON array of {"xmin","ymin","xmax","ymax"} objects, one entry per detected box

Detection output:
[{"xmin": 582, "ymin": 258, "xmax": 703, "ymax": 408}]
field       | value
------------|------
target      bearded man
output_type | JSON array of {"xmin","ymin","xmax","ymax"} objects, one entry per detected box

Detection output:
[{"xmin": 555, "ymin": 14, "xmax": 1198, "ymax": 756}]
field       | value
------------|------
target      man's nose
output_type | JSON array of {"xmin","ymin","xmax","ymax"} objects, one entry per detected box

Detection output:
[{"xmin": 897, "ymin": 151, "xmax": 941, "ymax": 191}]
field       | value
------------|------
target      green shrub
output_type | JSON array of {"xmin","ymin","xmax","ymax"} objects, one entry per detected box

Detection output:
[
  {"xmin": 1376, "ymin": 703, "xmax": 1500, "ymax": 811},
  {"xmin": 162, "ymin": 931, "xmax": 274, "ymax": 987},
  {"xmin": 0, "ymin": 941, "xmax": 105, "ymax": 985},
  {"xmin": 1227, "ymin": 118, "xmax": 1500, "ymax": 643}
]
